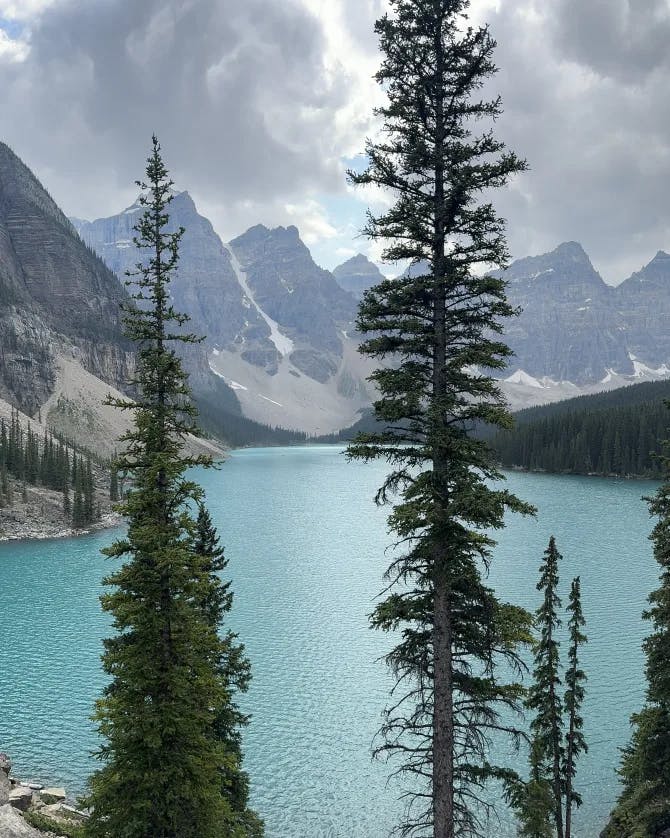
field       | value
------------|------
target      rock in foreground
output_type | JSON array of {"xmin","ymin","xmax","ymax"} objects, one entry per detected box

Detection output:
[{"xmin": 0, "ymin": 803, "xmax": 61, "ymax": 837}]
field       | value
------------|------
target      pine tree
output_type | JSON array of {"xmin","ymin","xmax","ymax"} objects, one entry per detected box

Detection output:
[
  {"xmin": 109, "ymin": 462, "xmax": 119, "ymax": 502},
  {"xmin": 63, "ymin": 482, "xmax": 71, "ymax": 518},
  {"xmin": 507, "ymin": 739, "xmax": 554, "ymax": 838},
  {"xmin": 526, "ymin": 537, "xmax": 564, "ymax": 838},
  {"xmin": 605, "ymin": 416, "xmax": 670, "ymax": 836},
  {"xmin": 83, "ymin": 457, "xmax": 94, "ymax": 524},
  {"xmin": 72, "ymin": 483, "xmax": 84, "ymax": 529},
  {"xmin": 85, "ymin": 137, "xmax": 255, "ymax": 838},
  {"xmin": 347, "ymin": 2, "xmax": 533, "ymax": 835},
  {"xmin": 563, "ymin": 576, "xmax": 587, "ymax": 838},
  {"xmin": 193, "ymin": 505, "xmax": 264, "ymax": 837}
]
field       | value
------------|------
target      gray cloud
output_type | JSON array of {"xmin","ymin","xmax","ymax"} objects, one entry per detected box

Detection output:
[
  {"xmin": 483, "ymin": 0, "xmax": 670, "ymax": 283},
  {"xmin": 549, "ymin": 0, "xmax": 670, "ymax": 83},
  {"xmin": 2, "ymin": 0, "xmax": 670, "ymax": 283},
  {"xmin": 0, "ymin": 0, "xmax": 351, "ymax": 227}
]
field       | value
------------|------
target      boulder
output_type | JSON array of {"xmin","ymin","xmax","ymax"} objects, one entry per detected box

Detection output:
[
  {"xmin": 0, "ymin": 803, "xmax": 54, "ymax": 837},
  {"xmin": 0, "ymin": 755, "xmax": 10, "ymax": 806},
  {"xmin": 8, "ymin": 786, "xmax": 33, "ymax": 812},
  {"xmin": 39, "ymin": 788, "xmax": 66, "ymax": 805}
]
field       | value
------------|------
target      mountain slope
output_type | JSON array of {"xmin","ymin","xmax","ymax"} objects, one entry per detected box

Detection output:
[
  {"xmin": 489, "ymin": 378, "xmax": 670, "ymax": 477},
  {"xmin": 615, "ymin": 250, "xmax": 670, "ymax": 370},
  {"xmin": 0, "ymin": 142, "xmax": 132, "ymax": 416}
]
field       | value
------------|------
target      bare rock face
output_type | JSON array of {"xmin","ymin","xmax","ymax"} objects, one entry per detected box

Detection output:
[
  {"xmin": 0, "ymin": 753, "xmax": 10, "ymax": 805},
  {"xmin": 615, "ymin": 249, "xmax": 670, "ymax": 368},
  {"xmin": 0, "ymin": 142, "xmax": 133, "ymax": 415},
  {"xmin": 499, "ymin": 242, "xmax": 633, "ymax": 384},
  {"xmin": 76, "ymin": 198, "xmax": 360, "ymax": 389},
  {"xmin": 0, "ymin": 804, "xmax": 52, "ymax": 837},
  {"xmin": 73, "ymin": 192, "xmax": 275, "ymax": 370},
  {"xmin": 8, "ymin": 787, "xmax": 33, "ymax": 812},
  {"xmin": 229, "ymin": 224, "xmax": 357, "ymax": 381}
]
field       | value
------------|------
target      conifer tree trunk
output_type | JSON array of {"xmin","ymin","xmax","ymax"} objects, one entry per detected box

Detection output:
[
  {"xmin": 549, "ymin": 643, "xmax": 564, "ymax": 838},
  {"xmin": 433, "ymin": 582, "xmax": 454, "ymax": 838}
]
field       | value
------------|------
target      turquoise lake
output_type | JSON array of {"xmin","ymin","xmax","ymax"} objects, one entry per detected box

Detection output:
[{"xmin": 0, "ymin": 446, "xmax": 661, "ymax": 837}]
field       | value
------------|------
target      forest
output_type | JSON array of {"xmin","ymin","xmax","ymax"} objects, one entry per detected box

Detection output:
[{"xmin": 489, "ymin": 379, "xmax": 670, "ymax": 478}]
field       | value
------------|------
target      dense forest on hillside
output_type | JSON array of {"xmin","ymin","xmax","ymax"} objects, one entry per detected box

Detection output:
[
  {"xmin": 195, "ymin": 378, "xmax": 308, "ymax": 447},
  {"xmin": 490, "ymin": 380, "xmax": 670, "ymax": 477},
  {"xmin": 321, "ymin": 381, "xmax": 670, "ymax": 478}
]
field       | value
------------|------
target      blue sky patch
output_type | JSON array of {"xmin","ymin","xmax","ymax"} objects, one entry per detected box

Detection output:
[{"xmin": 0, "ymin": 18, "xmax": 24, "ymax": 39}]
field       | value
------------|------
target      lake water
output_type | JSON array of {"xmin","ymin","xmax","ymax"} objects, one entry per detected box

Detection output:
[{"xmin": 0, "ymin": 446, "xmax": 661, "ymax": 837}]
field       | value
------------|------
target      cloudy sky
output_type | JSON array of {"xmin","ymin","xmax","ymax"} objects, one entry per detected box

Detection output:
[{"xmin": 0, "ymin": 0, "xmax": 668, "ymax": 283}]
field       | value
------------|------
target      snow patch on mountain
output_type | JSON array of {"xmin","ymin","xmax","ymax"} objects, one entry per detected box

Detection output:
[
  {"xmin": 504, "ymin": 369, "xmax": 546, "ymax": 389},
  {"xmin": 227, "ymin": 247, "xmax": 294, "ymax": 357},
  {"xmin": 208, "ymin": 362, "xmax": 248, "ymax": 391}
]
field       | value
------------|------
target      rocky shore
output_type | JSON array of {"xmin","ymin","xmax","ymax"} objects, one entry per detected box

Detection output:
[
  {"xmin": 0, "ymin": 510, "xmax": 122, "ymax": 543},
  {"xmin": 0, "ymin": 754, "xmax": 87, "ymax": 837}
]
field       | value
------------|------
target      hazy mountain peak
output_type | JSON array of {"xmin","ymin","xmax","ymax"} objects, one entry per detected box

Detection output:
[
  {"xmin": 333, "ymin": 253, "xmax": 384, "ymax": 298},
  {"xmin": 552, "ymin": 240, "xmax": 590, "ymax": 262},
  {"xmin": 649, "ymin": 249, "xmax": 670, "ymax": 264}
]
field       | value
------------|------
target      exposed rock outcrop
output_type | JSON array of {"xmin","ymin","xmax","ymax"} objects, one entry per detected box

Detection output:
[
  {"xmin": 498, "ymin": 242, "xmax": 633, "ymax": 384},
  {"xmin": 0, "ymin": 804, "xmax": 56, "ymax": 838}
]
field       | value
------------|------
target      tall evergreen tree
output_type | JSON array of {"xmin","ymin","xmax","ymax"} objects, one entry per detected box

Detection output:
[
  {"xmin": 193, "ymin": 505, "xmax": 264, "ymax": 838},
  {"xmin": 563, "ymin": 576, "xmax": 587, "ymax": 838},
  {"xmin": 347, "ymin": 2, "xmax": 533, "ymax": 835},
  {"xmin": 62, "ymin": 482, "xmax": 71, "ymax": 518},
  {"xmin": 109, "ymin": 461, "xmax": 119, "ymax": 502},
  {"xmin": 85, "ymin": 137, "xmax": 254, "ymax": 838},
  {"xmin": 605, "ymin": 413, "xmax": 670, "ymax": 836},
  {"xmin": 507, "ymin": 738, "xmax": 554, "ymax": 838},
  {"xmin": 526, "ymin": 537, "xmax": 564, "ymax": 838}
]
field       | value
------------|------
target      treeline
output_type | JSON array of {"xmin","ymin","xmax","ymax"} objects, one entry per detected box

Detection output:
[
  {"xmin": 196, "ymin": 386, "xmax": 309, "ymax": 448},
  {"xmin": 0, "ymin": 409, "xmax": 100, "ymax": 528},
  {"xmin": 490, "ymin": 380, "xmax": 670, "ymax": 477}
]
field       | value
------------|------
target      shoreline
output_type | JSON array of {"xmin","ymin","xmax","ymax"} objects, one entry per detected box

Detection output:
[{"xmin": 0, "ymin": 512, "xmax": 123, "ymax": 545}]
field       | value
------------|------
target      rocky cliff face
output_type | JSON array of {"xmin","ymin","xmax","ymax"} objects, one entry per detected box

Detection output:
[
  {"xmin": 500, "ymin": 242, "xmax": 633, "ymax": 383},
  {"xmin": 0, "ymin": 142, "xmax": 132, "ymax": 414},
  {"xmin": 229, "ymin": 224, "xmax": 358, "ymax": 381},
  {"xmin": 615, "ymin": 250, "xmax": 670, "ymax": 370},
  {"xmin": 74, "ymin": 196, "xmax": 362, "ymax": 386},
  {"xmin": 73, "ymin": 192, "xmax": 275, "ymax": 372}
]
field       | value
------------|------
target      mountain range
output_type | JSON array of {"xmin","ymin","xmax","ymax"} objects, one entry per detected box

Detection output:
[
  {"xmin": 74, "ymin": 191, "xmax": 670, "ymax": 428},
  {"xmin": 73, "ymin": 194, "xmax": 374, "ymax": 434},
  {"xmin": 2, "ymin": 139, "xmax": 670, "ymax": 447}
]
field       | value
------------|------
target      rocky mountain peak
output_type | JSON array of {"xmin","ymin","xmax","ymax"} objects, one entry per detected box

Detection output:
[
  {"xmin": 501, "ymin": 240, "xmax": 602, "ymax": 288},
  {"xmin": 333, "ymin": 253, "xmax": 378, "ymax": 275},
  {"xmin": 333, "ymin": 253, "xmax": 385, "ymax": 298},
  {"xmin": 0, "ymin": 142, "xmax": 72, "ymax": 232},
  {"xmin": 619, "ymin": 249, "xmax": 670, "ymax": 289},
  {"xmin": 552, "ymin": 240, "xmax": 590, "ymax": 263}
]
